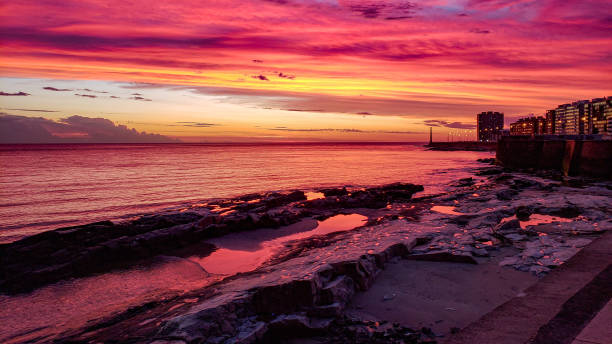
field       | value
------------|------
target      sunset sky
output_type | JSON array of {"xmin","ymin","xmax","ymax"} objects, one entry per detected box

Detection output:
[{"xmin": 1, "ymin": 0, "xmax": 611, "ymax": 142}]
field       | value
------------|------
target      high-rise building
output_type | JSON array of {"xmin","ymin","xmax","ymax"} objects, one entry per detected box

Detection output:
[
  {"xmin": 545, "ymin": 109, "xmax": 556, "ymax": 134},
  {"xmin": 590, "ymin": 97, "xmax": 612, "ymax": 135},
  {"xmin": 477, "ymin": 111, "xmax": 504, "ymax": 142},
  {"xmin": 509, "ymin": 116, "xmax": 547, "ymax": 136}
]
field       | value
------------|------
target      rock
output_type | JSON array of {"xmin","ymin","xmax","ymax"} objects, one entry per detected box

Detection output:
[
  {"xmin": 449, "ymin": 214, "xmax": 478, "ymax": 226},
  {"xmin": 537, "ymin": 204, "xmax": 582, "ymax": 218},
  {"xmin": 476, "ymin": 168, "xmax": 503, "ymax": 176},
  {"xmin": 496, "ymin": 189, "xmax": 518, "ymax": 200},
  {"xmin": 505, "ymin": 233, "xmax": 527, "ymax": 242},
  {"xmin": 453, "ymin": 178, "xmax": 475, "ymax": 187},
  {"xmin": 319, "ymin": 187, "xmax": 348, "ymax": 197},
  {"xmin": 494, "ymin": 219, "xmax": 521, "ymax": 232},
  {"xmin": 515, "ymin": 206, "xmax": 532, "ymax": 221},
  {"xmin": 235, "ymin": 321, "xmax": 267, "ymax": 343},
  {"xmin": 499, "ymin": 256, "xmax": 520, "ymax": 266},
  {"xmin": 471, "ymin": 247, "xmax": 490, "ymax": 257},
  {"xmin": 529, "ymin": 265, "xmax": 551, "ymax": 275},
  {"xmin": 477, "ymin": 158, "xmax": 496, "ymax": 164},
  {"xmin": 319, "ymin": 275, "xmax": 355, "ymax": 306},
  {"xmin": 494, "ymin": 174, "xmax": 514, "ymax": 182},
  {"xmin": 511, "ymin": 178, "xmax": 542, "ymax": 190},
  {"xmin": 307, "ymin": 303, "xmax": 344, "ymax": 318}
]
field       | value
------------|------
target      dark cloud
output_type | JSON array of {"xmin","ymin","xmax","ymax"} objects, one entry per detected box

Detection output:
[
  {"xmin": 285, "ymin": 109, "xmax": 324, "ymax": 112},
  {"xmin": 6, "ymin": 108, "xmax": 58, "ymax": 113},
  {"xmin": 132, "ymin": 93, "xmax": 143, "ymax": 96},
  {"xmin": 357, "ymin": 112, "xmax": 374, "ymax": 115},
  {"xmin": 43, "ymin": 86, "xmax": 72, "ymax": 91},
  {"xmin": 423, "ymin": 120, "xmax": 476, "ymax": 129},
  {"xmin": 470, "ymin": 28, "xmax": 491, "ymax": 34},
  {"xmin": 252, "ymin": 74, "xmax": 269, "ymax": 81},
  {"xmin": 385, "ymin": 16, "xmax": 413, "ymax": 20},
  {"xmin": 262, "ymin": 0, "xmax": 289, "ymax": 4},
  {"xmin": 74, "ymin": 93, "xmax": 97, "ymax": 98},
  {"xmin": 350, "ymin": 4, "xmax": 386, "ymax": 19},
  {"xmin": 130, "ymin": 96, "xmax": 152, "ymax": 101},
  {"xmin": 79, "ymin": 88, "xmax": 108, "ymax": 94},
  {"xmin": 350, "ymin": 2, "xmax": 417, "ymax": 19},
  {"xmin": 174, "ymin": 121, "xmax": 218, "ymax": 127},
  {"xmin": 0, "ymin": 91, "xmax": 30, "ymax": 96},
  {"xmin": 268, "ymin": 127, "xmax": 418, "ymax": 134},
  {"xmin": 277, "ymin": 72, "xmax": 295, "ymax": 79},
  {"xmin": 252, "ymin": 59, "xmax": 263, "ymax": 63},
  {"xmin": 110, "ymin": 96, "xmax": 120, "ymax": 99},
  {"xmin": 0, "ymin": 114, "xmax": 177, "ymax": 143},
  {"xmin": 0, "ymin": 26, "xmax": 292, "ymax": 53}
]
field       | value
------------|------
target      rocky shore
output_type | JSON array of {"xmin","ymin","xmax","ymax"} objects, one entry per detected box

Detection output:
[
  {"xmin": 1, "ymin": 161, "xmax": 611, "ymax": 344},
  {"xmin": 0, "ymin": 182, "xmax": 424, "ymax": 294}
]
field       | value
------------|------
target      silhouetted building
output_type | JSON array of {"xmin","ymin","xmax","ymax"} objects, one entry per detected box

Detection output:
[
  {"xmin": 545, "ymin": 109, "xmax": 556, "ymax": 134},
  {"xmin": 477, "ymin": 111, "xmax": 504, "ymax": 142},
  {"xmin": 510, "ymin": 116, "xmax": 547, "ymax": 136}
]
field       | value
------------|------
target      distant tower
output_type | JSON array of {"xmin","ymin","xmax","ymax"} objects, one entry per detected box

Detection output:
[{"xmin": 429, "ymin": 127, "xmax": 433, "ymax": 144}]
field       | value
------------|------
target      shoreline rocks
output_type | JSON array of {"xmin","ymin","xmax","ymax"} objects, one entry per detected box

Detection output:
[{"xmin": 0, "ymin": 184, "xmax": 424, "ymax": 294}]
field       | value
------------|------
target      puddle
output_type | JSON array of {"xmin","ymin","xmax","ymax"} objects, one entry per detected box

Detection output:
[
  {"xmin": 431, "ymin": 205, "xmax": 464, "ymax": 216},
  {"xmin": 0, "ymin": 214, "xmax": 366, "ymax": 343},
  {"xmin": 499, "ymin": 214, "xmax": 575, "ymax": 229},
  {"xmin": 305, "ymin": 191, "xmax": 325, "ymax": 200},
  {"xmin": 519, "ymin": 214, "xmax": 573, "ymax": 229},
  {"xmin": 194, "ymin": 214, "xmax": 368, "ymax": 275}
]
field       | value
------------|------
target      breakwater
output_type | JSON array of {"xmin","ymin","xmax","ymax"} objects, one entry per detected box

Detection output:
[
  {"xmin": 496, "ymin": 136, "xmax": 612, "ymax": 178},
  {"xmin": 425, "ymin": 141, "xmax": 497, "ymax": 151}
]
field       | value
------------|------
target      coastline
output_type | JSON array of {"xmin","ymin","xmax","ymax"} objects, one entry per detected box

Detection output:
[{"xmin": 1, "ymin": 162, "xmax": 611, "ymax": 343}]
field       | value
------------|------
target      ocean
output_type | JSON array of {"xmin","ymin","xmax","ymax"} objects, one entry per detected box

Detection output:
[{"xmin": 0, "ymin": 143, "xmax": 493, "ymax": 243}]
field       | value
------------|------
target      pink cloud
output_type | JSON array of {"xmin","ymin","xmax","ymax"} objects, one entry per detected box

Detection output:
[{"xmin": 0, "ymin": 0, "xmax": 610, "ymax": 120}]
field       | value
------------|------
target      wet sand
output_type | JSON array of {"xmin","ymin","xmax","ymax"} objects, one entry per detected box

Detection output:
[{"xmin": 346, "ymin": 248, "xmax": 538, "ymax": 336}]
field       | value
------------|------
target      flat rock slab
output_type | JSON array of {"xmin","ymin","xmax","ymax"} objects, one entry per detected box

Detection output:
[{"xmin": 443, "ymin": 230, "xmax": 612, "ymax": 344}]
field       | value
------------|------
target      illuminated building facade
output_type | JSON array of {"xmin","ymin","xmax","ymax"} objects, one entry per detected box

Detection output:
[
  {"xmin": 510, "ymin": 116, "xmax": 547, "ymax": 136},
  {"xmin": 545, "ymin": 97, "xmax": 612, "ymax": 135}
]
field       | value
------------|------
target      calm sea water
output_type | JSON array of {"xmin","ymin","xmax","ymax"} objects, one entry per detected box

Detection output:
[{"xmin": 0, "ymin": 143, "xmax": 492, "ymax": 243}]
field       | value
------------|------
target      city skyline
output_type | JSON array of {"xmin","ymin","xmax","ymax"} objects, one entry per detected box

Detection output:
[{"xmin": 1, "ymin": 0, "xmax": 611, "ymax": 142}]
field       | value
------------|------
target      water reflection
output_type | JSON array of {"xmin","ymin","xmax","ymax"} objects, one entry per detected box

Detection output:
[
  {"xmin": 194, "ymin": 214, "xmax": 367, "ymax": 275},
  {"xmin": 305, "ymin": 191, "xmax": 325, "ymax": 200},
  {"xmin": 0, "ymin": 214, "xmax": 367, "ymax": 343},
  {"xmin": 517, "ymin": 214, "xmax": 573, "ymax": 229},
  {"xmin": 430, "ymin": 205, "xmax": 464, "ymax": 216}
]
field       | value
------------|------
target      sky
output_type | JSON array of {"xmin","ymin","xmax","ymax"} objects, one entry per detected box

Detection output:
[{"xmin": 0, "ymin": 0, "xmax": 611, "ymax": 142}]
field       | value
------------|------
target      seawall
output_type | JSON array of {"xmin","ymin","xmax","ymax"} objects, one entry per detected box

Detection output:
[
  {"xmin": 496, "ymin": 136, "xmax": 612, "ymax": 178},
  {"xmin": 426, "ymin": 141, "xmax": 497, "ymax": 151}
]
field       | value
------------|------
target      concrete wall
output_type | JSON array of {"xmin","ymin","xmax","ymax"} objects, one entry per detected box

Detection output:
[{"xmin": 496, "ymin": 136, "xmax": 612, "ymax": 178}]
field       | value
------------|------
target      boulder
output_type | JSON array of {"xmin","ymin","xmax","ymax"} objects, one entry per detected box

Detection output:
[
  {"xmin": 319, "ymin": 187, "xmax": 348, "ymax": 197},
  {"xmin": 515, "ymin": 206, "xmax": 532, "ymax": 221}
]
